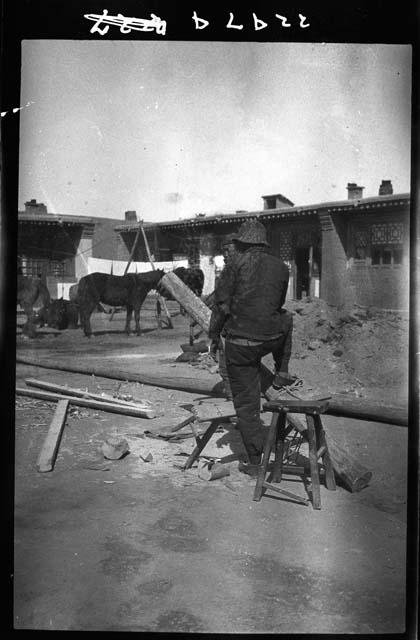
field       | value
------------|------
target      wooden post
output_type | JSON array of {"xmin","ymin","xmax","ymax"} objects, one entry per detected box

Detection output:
[
  {"xmin": 139, "ymin": 224, "xmax": 173, "ymax": 329},
  {"xmin": 124, "ymin": 226, "xmax": 142, "ymax": 275},
  {"xmin": 36, "ymin": 399, "xmax": 69, "ymax": 472}
]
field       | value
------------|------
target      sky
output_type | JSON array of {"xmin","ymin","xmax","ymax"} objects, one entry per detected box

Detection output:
[{"xmin": 18, "ymin": 41, "xmax": 412, "ymax": 222}]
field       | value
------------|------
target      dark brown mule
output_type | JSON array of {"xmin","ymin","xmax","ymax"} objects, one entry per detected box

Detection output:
[{"xmin": 77, "ymin": 270, "xmax": 165, "ymax": 337}]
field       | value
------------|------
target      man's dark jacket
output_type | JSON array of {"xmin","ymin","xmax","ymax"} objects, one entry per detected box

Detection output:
[{"xmin": 209, "ymin": 246, "xmax": 290, "ymax": 342}]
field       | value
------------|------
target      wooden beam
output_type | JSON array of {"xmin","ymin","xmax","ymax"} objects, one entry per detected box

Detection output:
[
  {"xmin": 36, "ymin": 399, "xmax": 69, "ymax": 472},
  {"xmin": 15, "ymin": 354, "xmax": 408, "ymax": 426},
  {"xmin": 16, "ymin": 354, "xmax": 222, "ymax": 396},
  {"xmin": 124, "ymin": 226, "xmax": 142, "ymax": 275},
  {"xmin": 139, "ymin": 223, "xmax": 173, "ymax": 329},
  {"xmin": 159, "ymin": 272, "xmax": 212, "ymax": 331},
  {"xmin": 16, "ymin": 387, "xmax": 157, "ymax": 419}
]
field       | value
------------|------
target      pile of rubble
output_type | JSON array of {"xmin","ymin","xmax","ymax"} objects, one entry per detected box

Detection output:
[{"xmin": 177, "ymin": 297, "xmax": 408, "ymax": 402}]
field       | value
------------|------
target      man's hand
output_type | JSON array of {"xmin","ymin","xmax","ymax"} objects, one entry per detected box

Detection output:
[{"xmin": 209, "ymin": 339, "xmax": 219, "ymax": 362}]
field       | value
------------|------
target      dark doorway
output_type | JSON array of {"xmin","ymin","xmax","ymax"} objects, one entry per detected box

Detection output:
[{"xmin": 295, "ymin": 247, "xmax": 310, "ymax": 299}]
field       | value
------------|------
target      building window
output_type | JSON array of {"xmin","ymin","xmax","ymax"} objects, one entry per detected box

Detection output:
[
  {"xmin": 371, "ymin": 247, "xmax": 403, "ymax": 266},
  {"xmin": 371, "ymin": 222, "xmax": 404, "ymax": 245},
  {"xmin": 352, "ymin": 222, "xmax": 405, "ymax": 266},
  {"xmin": 278, "ymin": 230, "xmax": 293, "ymax": 262},
  {"xmin": 21, "ymin": 258, "xmax": 66, "ymax": 278},
  {"xmin": 370, "ymin": 222, "xmax": 404, "ymax": 266}
]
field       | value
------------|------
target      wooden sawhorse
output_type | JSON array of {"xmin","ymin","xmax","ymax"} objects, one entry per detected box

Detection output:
[
  {"xmin": 182, "ymin": 418, "xmax": 225, "ymax": 470},
  {"xmin": 253, "ymin": 398, "xmax": 336, "ymax": 509}
]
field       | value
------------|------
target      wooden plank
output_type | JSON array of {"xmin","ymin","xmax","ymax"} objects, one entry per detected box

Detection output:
[
  {"xmin": 36, "ymin": 399, "xmax": 69, "ymax": 472},
  {"xmin": 192, "ymin": 399, "xmax": 236, "ymax": 423},
  {"xmin": 16, "ymin": 387, "xmax": 157, "ymax": 419},
  {"xmin": 263, "ymin": 399, "xmax": 330, "ymax": 414},
  {"xmin": 24, "ymin": 378, "xmax": 153, "ymax": 411}
]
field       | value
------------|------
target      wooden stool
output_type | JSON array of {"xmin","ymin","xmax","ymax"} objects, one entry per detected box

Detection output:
[{"xmin": 253, "ymin": 399, "xmax": 336, "ymax": 509}]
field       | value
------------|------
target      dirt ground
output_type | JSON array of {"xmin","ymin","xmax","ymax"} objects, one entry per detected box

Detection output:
[{"xmin": 13, "ymin": 297, "xmax": 410, "ymax": 632}]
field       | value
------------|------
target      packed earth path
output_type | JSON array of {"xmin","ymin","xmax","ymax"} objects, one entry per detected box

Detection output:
[{"xmin": 14, "ymin": 296, "xmax": 409, "ymax": 632}]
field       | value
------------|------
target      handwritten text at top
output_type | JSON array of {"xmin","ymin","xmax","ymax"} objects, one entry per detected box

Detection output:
[{"xmin": 84, "ymin": 11, "xmax": 311, "ymax": 37}]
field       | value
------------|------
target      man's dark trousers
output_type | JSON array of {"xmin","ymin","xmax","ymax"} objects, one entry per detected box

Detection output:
[{"xmin": 225, "ymin": 333, "xmax": 290, "ymax": 463}]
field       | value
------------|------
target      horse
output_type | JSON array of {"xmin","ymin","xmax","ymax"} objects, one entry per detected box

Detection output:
[{"xmin": 77, "ymin": 270, "xmax": 165, "ymax": 337}]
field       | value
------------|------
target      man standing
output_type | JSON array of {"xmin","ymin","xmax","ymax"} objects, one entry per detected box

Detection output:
[
  {"xmin": 209, "ymin": 218, "xmax": 291, "ymax": 475},
  {"xmin": 206, "ymin": 233, "xmax": 241, "ymax": 400}
]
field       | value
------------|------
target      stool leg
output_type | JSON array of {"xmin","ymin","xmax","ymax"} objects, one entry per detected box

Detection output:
[
  {"xmin": 184, "ymin": 420, "xmax": 220, "ymax": 470},
  {"xmin": 272, "ymin": 412, "xmax": 286, "ymax": 483},
  {"xmin": 314, "ymin": 415, "xmax": 336, "ymax": 491},
  {"xmin": 189, "ymin": 318, "xmax": 195, "ymax": 345},
  {"xmin": 253, "ymin": 413, "xmax": 278, "ymax": 501},
  {"xmin": 306, "ymin": 414, "xmax": 321, "ymax": 510}
]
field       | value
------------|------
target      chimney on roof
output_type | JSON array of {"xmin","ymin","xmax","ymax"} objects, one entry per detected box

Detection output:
[
  {"xmin": 125, "ymin": 210, "xmax": 137, "ymax": 222},
  {"xmin": 24, "ymin": 199, "xmax": 48, "ymax": 214},
  {"xmin": 346, "ymin": 183, "xmax": 365, "ymax": 200},
  {"xmin": 379, "ymin": 180, "xmax": 393, "ymax": 196},
  {"xmin": 262, "ymin": 194, "xmax": 294, "ymax": 210}
]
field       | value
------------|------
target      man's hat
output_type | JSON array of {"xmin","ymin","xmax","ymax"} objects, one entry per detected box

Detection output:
[
  {"xmin": 221, "ymin": 233, "xmax": 239, "ymax": 247},
  {"xmin": 236, "ymin": 219, "xmax": 269, "ymax": 246}
]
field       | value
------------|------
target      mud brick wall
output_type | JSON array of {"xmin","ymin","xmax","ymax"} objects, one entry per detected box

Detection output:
[
  {"xmin": 319, "ymin": 211, "xmax": 355, "ymax": 309},
  {"xmin": 348, "ymin": 265, "xmax": 409, "ymax": 310},
  {"xmin": 91, "ymin": 218, "xmax": 122, "ymax": 260},
  {"xmin": 116, "ymin": 234, "xmax": 130, "ymax": 261}
]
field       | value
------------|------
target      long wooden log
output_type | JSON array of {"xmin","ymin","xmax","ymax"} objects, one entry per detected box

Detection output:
[
  {"xmin": 16, "ymin": 353, "xmax": 408, "ymax": 426},
  {"xmin": 324, "ymin": 394, "xmax": 408, "ymax": 427},
  {"xmin": 36, "ymin": 399, "xmax": 69, "ymax": 472},
  {"xmin": 159, "ymin": 272, "xmax": 212, "ymax": 331},
  {"xmin": 16, "ymin": 387, "xmax": 156, "ymax": 419},
  {"xmin": 16, "ymin": 355, "xmax": 221, "ymax": 395},
  {"xmin": 24, "ymin": 378, "xmax": 154, "ymax": 411}
]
